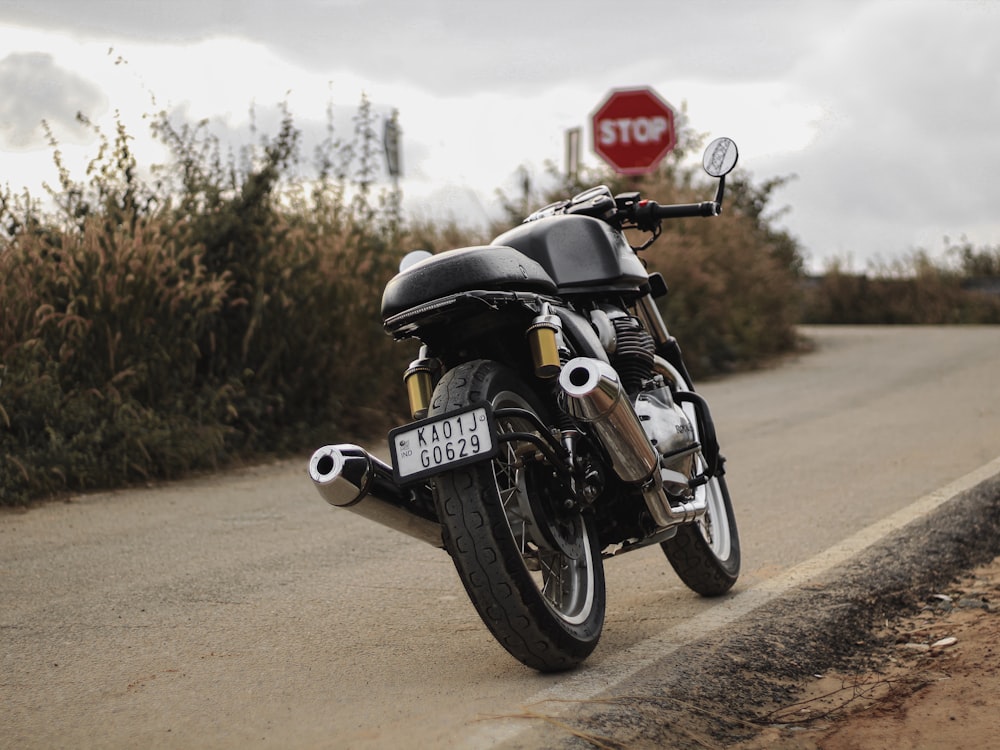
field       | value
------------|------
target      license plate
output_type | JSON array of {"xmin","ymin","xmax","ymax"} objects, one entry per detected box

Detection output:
[{"xmin": 389, "ymin": 403, "xmax": 498, "ymax": 484}]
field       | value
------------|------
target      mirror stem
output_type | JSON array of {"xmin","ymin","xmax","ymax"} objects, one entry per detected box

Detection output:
[{"xmin": 713, "ymin": 174, "xmax": 727, "ymax": 213}]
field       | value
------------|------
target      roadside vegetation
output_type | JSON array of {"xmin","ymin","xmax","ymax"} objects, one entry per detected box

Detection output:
[
  {"xmin": 1, "ymin": 102, "xmax": 997, "ymax": 506},
  {"xmin": 801, "ymin": 240, "xmax": 1000, "ymax": 324}
]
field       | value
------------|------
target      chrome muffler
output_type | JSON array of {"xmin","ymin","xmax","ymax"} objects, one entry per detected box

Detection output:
[
  {"xmin": 308, "ymin": 444, "xmax": 444, "ymax": 548},
  {"xmin": 558, "ymin": 357, "xmax": 707, "ymax": 528}
]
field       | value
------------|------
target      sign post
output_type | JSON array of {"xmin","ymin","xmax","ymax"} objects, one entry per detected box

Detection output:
[
  {"xmin": 383, "ymin": 110, "xmax": 402, "ymax": 179},
  {"xmin": 591, "ymin": 87, "xmax": 678, "ymax": 175}
]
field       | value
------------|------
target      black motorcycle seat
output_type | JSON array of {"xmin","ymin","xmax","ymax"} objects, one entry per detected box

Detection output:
[{"xmin": 381, "ymin": 245, "xmax": 557, "ymax": 320}]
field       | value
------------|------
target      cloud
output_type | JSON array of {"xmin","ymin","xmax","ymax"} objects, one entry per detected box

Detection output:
[
  {"xmin": 751, "ymin": 1, "xmax": 1000, "ymax": 264},
  {"xmin": 1, "ymin": 0, "xmax": 999, "ymax": 267},
  {"xmin": 0, "ymin": 51, "xmax": 108, "ymax": 150},
  {"xmin": 1, "ymin": 1, "xmax": 869, "ymax": 96}
]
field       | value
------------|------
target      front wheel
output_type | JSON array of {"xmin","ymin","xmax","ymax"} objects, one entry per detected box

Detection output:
[
  {"xmin": 659, "ymin": 365, "xmax": 741, "ymax": 596},
  {"xmin": 429, "ymin": 360, "xmax": 605, "ymax": 672},
  {"xmin": 661, "ymin": 470, "xmax": 740, "ymax": 595}
]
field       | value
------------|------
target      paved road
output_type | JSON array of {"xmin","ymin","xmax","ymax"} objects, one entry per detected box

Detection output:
[{"xmin": 3, "ymin": 326, "xmax": 1000, "ymax": 749}]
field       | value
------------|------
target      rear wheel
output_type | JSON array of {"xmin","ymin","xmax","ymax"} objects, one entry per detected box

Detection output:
[
  {"xmin": 659, "ymin": 366, "xmax": 741, "ymax": 596},
  {"xmin": 429, "ymin": 360, "xmax": 605, "ymax": 672}
]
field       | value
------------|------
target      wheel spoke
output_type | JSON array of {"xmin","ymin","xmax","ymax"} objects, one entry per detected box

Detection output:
[{"xmin": 491, "ymin": 399, "xmax": 595, "ymax": 625}]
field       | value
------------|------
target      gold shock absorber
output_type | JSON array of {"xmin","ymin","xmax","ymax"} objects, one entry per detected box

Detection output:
[
  {"xmin": 527, "ymin": 302, "xmax": 564, "ymax": 379},
  {"xmin": 403, "ymin": 346, "xmax": 439, "ymax": 419}
]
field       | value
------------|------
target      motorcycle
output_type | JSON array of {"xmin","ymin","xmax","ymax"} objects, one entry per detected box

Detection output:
[{"xmin": 308, "ymin": 137, "xmax": 742, "ymax": 672}]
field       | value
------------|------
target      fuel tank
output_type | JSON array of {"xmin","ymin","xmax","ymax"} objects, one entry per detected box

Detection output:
[{"xmin": 493, "ymin": 214, "xmax": 648, "ymax": 293}]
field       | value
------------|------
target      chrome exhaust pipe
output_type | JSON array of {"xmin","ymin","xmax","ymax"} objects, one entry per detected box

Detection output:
[
  {"xmin": 558, "ymin": 358, "xmax": 707, "ymax": 529},
  {"xmin": 308, "ymin": 444, "xmax": 444, "ymax": 548},
  {"xmin": 559, "ymin": 358, "xmax": 660, "ymax": 484}
]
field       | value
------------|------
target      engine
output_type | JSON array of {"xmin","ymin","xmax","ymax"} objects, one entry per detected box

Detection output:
[{"xmin": 590, "ymin": 306, "xmax": 698, "ymax": 481}]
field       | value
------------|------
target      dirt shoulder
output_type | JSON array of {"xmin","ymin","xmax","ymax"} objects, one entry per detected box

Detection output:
[{"xmin": 740, "ymin": 555, "xmax": 1000, "ymax": 750}]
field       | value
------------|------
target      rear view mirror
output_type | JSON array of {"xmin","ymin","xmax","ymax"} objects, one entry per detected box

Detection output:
[{"xmin": 702, "ymin": 137, "xmax": 739, "ymax": 178}]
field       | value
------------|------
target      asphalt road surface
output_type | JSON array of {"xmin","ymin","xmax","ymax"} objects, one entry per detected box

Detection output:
[{"xmin": 3, "ymin": 326, "xmax": 1000, "ymax": 749}]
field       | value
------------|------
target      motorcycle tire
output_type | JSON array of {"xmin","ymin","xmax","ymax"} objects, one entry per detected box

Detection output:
[
  {"xmin": 429, "ymin": 359, "xmax": 606, "ymax": 672},
  {"xmin": 659, "ymin": 371, "xmax": 741, "ymax": 596}
]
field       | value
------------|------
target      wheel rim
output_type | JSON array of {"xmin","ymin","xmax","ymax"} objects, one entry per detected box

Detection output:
[
  {"xmin": 491, "ymin": 390, "xmax": 596, "ymax": 626},
  {"xmin": 691, "ymin": 458, "xmax": 733, "ymax": 560},
  {"xmin": 673, "ymin": 378, "xmax": 734, "ymax": 563}
]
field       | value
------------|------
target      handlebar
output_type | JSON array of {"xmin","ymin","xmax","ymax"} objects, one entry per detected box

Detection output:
[
  {"xmin": 633, "ymin": 200, "xmax": 720, "ymax": 221},
  {"xmin": 613, "ymin": 193, "xmax": 721, "ymax": 234},
  {"xmin": 526, "ymin": 179, "xmax": 726, "ymax": 234},
  {"xmin": 530, "ymin": 138, "xmax": 737, "ymax": 234}
]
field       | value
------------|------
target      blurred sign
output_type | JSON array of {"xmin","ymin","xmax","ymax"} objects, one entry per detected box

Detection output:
[
  {"xmin": 591, "ymin": 87, "xmax": 677, "ymax": 175},
  {"xmin": 565, "ymin": 127, "xmax": 581, "ymax": 180}
]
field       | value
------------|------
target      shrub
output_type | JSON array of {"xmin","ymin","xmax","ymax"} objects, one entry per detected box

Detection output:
[
  {"xmin": 0, "ymin": 216, "xmax": 232, "ymax": 502},
  {"xmin": 801, "ymin": 249, "xmax": 1000, "ymax": 324},
  {"xmin": 0, "ymin": 98, "xmax": 413, "ymax": 505}
]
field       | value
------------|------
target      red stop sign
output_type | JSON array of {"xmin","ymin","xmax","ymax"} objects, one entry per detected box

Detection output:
[{"xmin": 592, "ymin": 87, "xmax": 677, "ymax": 175}]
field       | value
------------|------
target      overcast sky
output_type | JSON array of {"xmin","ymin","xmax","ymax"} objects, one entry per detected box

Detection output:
[{"xmin": 1, "ymin": 0, "xmax": 998, "ymax": 270}]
